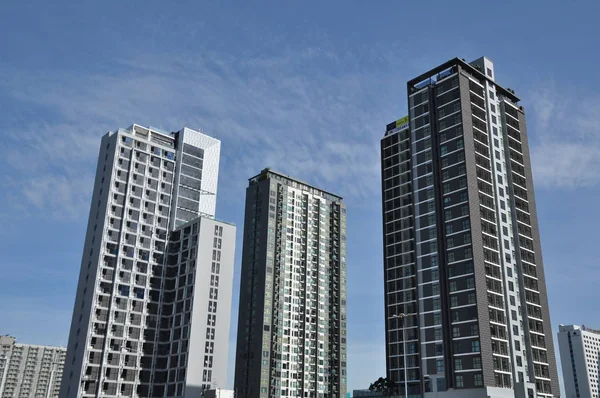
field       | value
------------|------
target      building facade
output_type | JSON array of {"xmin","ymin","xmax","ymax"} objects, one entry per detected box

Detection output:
[
  {"xmin": 234, "ymin": 169, "xmax": 347, "ymax": 398},
  {"xmin": 380, "ymin": 57, "xmax": 558, "ymax": 397},
  {"xmin": 205, "ymin": 388, "xmax": 236, "ymax": 398},
  {"xmin": 0, "ymin": 336, "xmax": 66, "ymax": 398},
  {"xmin": 60, "ymin": 125, "xmax": 235, "ymax": 398},
  {"xmin": 558, "ymin": 324, "xmax": 600, "ymax": 398}
]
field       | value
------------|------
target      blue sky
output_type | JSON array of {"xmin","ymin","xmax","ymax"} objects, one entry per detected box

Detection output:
[{"xmin": 1, "ymin": 0, "xmax": 599, "ymax": 393}]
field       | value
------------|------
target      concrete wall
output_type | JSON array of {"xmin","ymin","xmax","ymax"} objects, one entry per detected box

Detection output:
[{"xmin": 185, "ymin": 218, "xmax": 235, "ymax": 396}]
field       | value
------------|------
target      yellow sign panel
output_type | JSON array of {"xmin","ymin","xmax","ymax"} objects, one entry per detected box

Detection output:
[
  {"xmin": 396, "ymin": 116, "xmax": 409, "ymax": 127},
  {"xmin": 396, "ymin": 116, "xmax": 409, "ymax": 125}
]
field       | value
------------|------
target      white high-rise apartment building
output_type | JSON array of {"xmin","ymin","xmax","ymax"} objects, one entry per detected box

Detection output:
[
  {"xmin": 60, "ymin": 125, "xmax": 236, "ymax": 398},
  {"xmin": 0, "ymin": 336, "xmax": 66, "ymax": 398},
  {"xmin": 558, "ymin": 324, "xmax": 600, "ymax": 398}
]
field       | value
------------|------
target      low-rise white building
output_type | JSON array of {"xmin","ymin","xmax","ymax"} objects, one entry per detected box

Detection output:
[
  {"xmin": 558, "ymin": 324, "xmax": 600, "ymax": 398},
  {"xmin": 0, "ymin": 336, "xmax": 66, "ymax": 398}
]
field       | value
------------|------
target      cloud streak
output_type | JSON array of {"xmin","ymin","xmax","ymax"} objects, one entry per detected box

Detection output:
[
  {"xmin": 528, "ymin": 83, "xmax": 600, "ymax": 188},
  {"xmin": 0, "ymin": 46, "xmax": 408, "ymax": 221}
]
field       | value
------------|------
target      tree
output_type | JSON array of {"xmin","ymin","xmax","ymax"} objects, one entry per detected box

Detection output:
[{"xmin": 368, "ymin": 377, "xmax": 398, "ymax": 394}]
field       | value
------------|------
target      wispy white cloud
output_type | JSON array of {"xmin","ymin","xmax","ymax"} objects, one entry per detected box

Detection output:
[
  {"xmin": 21, "ymin": 172, "xmax": 94, "ymax": 219},
  {"xmin": 0, "ymin": 46, "xmax": 410, "ymax": 220},
  {"xmin": 528, "ymin": 83, "xmax": 600, "ymax": 188}
]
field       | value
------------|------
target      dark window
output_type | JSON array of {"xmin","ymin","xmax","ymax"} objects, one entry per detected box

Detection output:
[{"xmin": 182, "ymin": 144, "xmax": 204, "ymax": 159}]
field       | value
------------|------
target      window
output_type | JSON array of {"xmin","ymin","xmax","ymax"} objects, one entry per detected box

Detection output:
[
  {"xmin": 467, "ymin": 278, "xmax": 475, "ymax": 289},
  {"xmin": 465, "ymin": 262, "xmax": 474, "ymax": 273},
  {"xmin": 489, "ymin": 91, "xmax": 494, "ymax": 99},
  {"xmin": 447, "ymin": 237, "xmax": 454, "ymax": 248},
  {"xmin": 437, "ymin": 359, "xmax": 444, "ymax": 373},
  {"xmin": 449, "ymin": 281, "xmax": 457, "ymax": 292},
  {"xmin": 453, "ymin": 327, "xmax": 460, "ymax": 338},
  {"xmin": 456, "ymin": 375, "xmax": 464, "ymax": 387},
  {"xmin": 440, "ymin": 145, "xmax": 448, "ymax": 155},
  {"xmin": 473, "ymin": 357, "xmax": 481, "ymax": 368},
  {"xmin": 472, "ymin": 341, "xmax": 480, "ymax": 352},
  {"xmin": 462, "ymin": 219, "xmax": 470, "ymax": 230},
  {"xmin": 119, "ymin": 285, "xmax": 129, "ymax": 296},
  {"xmin": 451, "ymin": 296, "xmax": 458, "ymax": 307},
  {"xmin": 474, "ymin": 373, "xmax": 483, "ymax": 386},
  {"xmin": 452, "ymin": 310, "xmax": 460, "ymax": 322},
  {"xmin": 435, "ymin": 343, "xmax": 443, "ymax": 356}
]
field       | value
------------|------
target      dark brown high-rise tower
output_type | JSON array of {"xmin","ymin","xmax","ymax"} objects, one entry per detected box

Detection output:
[{"xmin": 381, "ymin": 57, "xmax": 559, "ymax": 398}]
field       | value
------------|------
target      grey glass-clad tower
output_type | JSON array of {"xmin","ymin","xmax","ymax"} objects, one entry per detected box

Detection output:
[
  {"xmin": 60, "ymin": 125, "xmax": 235, "ymax": 398},
  {"xmin": 234, "ymin": 169, "xmax": 347, "ymax": 398},
  {"xmin": 381, "ymin": 57, "xmax": 558, "ymax": 398}
]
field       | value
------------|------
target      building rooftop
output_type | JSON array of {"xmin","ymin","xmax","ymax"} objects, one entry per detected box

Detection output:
[
  {"xmin": 173, "ymin": 214, "xmax": 236, "ymax": 230},
  {"xmin": 560, "ymin": 324, "xmax": 600, "ymax": 335},
  {"xmin": 407, "ymin": 56, "xmax": 521, "ymax": 104},
  {"xmin": 249, "ymin": 168, "xmax": 344, "ymax": 201}
]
